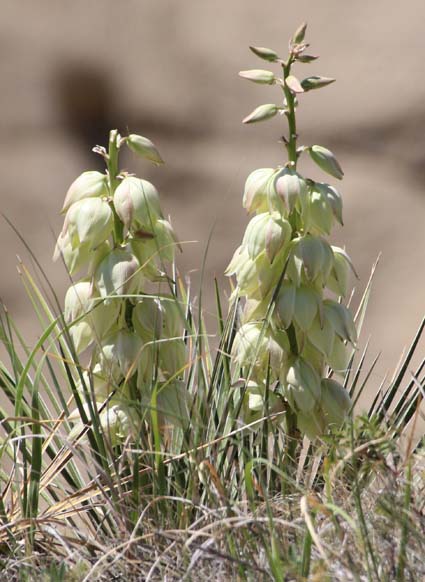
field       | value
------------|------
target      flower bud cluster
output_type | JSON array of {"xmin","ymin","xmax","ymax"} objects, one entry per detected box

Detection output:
[
  {"xmin": 55, "ymin": 131, "xmax": 186, "ymax": 442},
  {"xmin": 228, "ymin": 29, "xmax": 357, "ymax": 438}
]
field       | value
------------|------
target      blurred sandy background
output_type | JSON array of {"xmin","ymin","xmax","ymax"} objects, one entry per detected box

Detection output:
[{"xmin": 1, "ymin": 0, "xmax": 424, "ymax": 394}]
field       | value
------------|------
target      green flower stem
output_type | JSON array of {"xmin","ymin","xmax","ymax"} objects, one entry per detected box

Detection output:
[
  {"xmin": 282, "ymin": 57, "xmax": 298, "ymax": 167},
  {"xmin": 107, "ymin": 129, "xmax": 124, "ymax": 246},
  {"xmin": 281, "ymin": 57, "xmax": 299, "ymax": 357}
]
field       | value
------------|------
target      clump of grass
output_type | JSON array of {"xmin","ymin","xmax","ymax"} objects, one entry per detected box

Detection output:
[{"xmin": 0, "ymin": 23, "xmax": 424, "ymax": 582}]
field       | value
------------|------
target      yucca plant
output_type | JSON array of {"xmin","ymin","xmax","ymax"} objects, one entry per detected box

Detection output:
[
  {"xmin": 227, "ymin": 23, "xmax": 357, "ymax": 446},
  {"xmin": 0, "ymin": 22, "xmax": 423, "ymax": 582}
]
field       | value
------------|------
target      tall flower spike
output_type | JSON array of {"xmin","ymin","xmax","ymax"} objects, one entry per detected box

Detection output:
[
  {"xmin": 55, "ymin": 129, "xmax": 188, "ymax": 445},
  {"xmin": 228, "ymin": 24, "xmax": 357, "ymax": 438}
]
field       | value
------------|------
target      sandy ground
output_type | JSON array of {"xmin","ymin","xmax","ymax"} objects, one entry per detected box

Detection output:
[{"xmin": 1, "ymin": 1, "xmax": 425, "ymax": 402}]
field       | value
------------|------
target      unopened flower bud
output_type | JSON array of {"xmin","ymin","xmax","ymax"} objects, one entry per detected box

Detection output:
[
  {"xmin": 62, "ymin": 171, "xmax": 108, "ymax": 213},
  {"xmin": 301, "ymin": 76, "xmax": 335, "ymax": 92},
  {"xmin": 64, "ymin": 198, "xmax": 113, "ymax": 250},
  {"xmin": 309, "ymin": 145, "xmax": 344, "ymax": 180},
  {"xmin": 126, "ymin": 134, "xmax": 164, "ymax": 165},
  {"xmin": 243, "ymin": 104, "xmax": 278, "ymax": 124},
  {"xmin": 249, "ymin": 46, "xmax": 279, "ymax": 62},
  {"xmin": 297, "ymin": 54, "xmax": 319, "ymax": 63},
  {"xmin": 292, "ymin": 22, "xmax": 307, "ymax": 45},
  {"xmin": 239, "ymin": 69, "xmax": 275, "ymax": 84}
]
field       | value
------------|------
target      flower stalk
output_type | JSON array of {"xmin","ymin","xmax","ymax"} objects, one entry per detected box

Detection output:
[
  {"xmin": 55, "ymin": 129, "xmax": 188, "ymax": 444},
  {"xmin": 229, "ymin": 24, "xmax": 357, "ymax": 439}
]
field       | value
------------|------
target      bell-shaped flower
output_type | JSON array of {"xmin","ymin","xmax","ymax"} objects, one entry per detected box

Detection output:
[
  {"xmin": 323, "ymin": 300, "xmax": 357, "ymax": 345},
  {"xmin": 64, "ymin": 280, "xmax": 94, "ymax": 323},
  {"xmin": 132, "ymin": 297, "xmax": 165, "ymax": 340},
  {"xmin": 275, "ymin": 282, "xmax": 296, "ymax": 329},
  {"xmin": 226, "ymin": 246, "xmax": 287, "ymax": 300},
  {"xmin": 328, "ymin": 335, "xmax": 351, "ymax": 376},
  {"xmin": 306, "ymin": 315, "xmax": 335, "ymax": 359},
  {"xmin": 159, "ymin": 338, "xmax": 187, "ymax": 379},
  {"xmin": 242, "ymin": 296, "xmax": 271, "ymax": 324},
  {"xmin": 232, "ymin": 322, "xmax": 270, "ymax": 371},
  {"xmin": 320, "ymin": 378, "xmax": 351, "ymax": 427},
  {"xmin": 133, "ymin": 293, "xmax": 181, "ymax": 331},
  {"xmin": 54, "ymin": 231, "xmax": 91, "ymax": 275},
  {"xmin": 232, "ymin": 322, "xmax": 288, "ymax": 377},
  {"xmin": 64, "ymin": 280, "xmax": 119, "ymax": 347},
  {"xmin": 327, "ymin": 246, "xmax": 357, "ymax": 297},
  {"xmin": 113, "ymin": 176, "xmax": 162, "ymax": 231},
  {"xmin": 68, "ymin": 320, "xmax": 93, "ymax": 354},
  {"xmin": 54, "ymin": 232, "xmax": 110, "ymax": 276},
  {"xmin": 64, "ymin": 198, "xmax": 113, "ymax": 250},
  {"xmin": 283, "ymin": 357, "xmax": 321, "ymax": 413},
  {"xmin": 150, "ymin": 218, "xmax": 180, "ymax": 263},
  {"xmin": 299, "ymin": 339, "xmax": 325, "ymax": 374},
  {"xmin": 130, "ymin": 238, "xmax": 163, "ymax": 281},
  {"xmin": 287, "ymin": 235, "xmax": 333, "ymax": 284},
  {"xmin": 293, "ymin": 285, "xmax": 321, "ymax": 331},
  {"xmin": 62, "ymin": 171, "xmax": 109, "ymax": 213},
  {"xmin": 242, "ymin": 211, "xmax": 291, "ymax": 263},
  {"xmin": 94, "ymin": 247, "xmax": 142, "ymax": 299},
  {"xmin": 142, "ymin": 380, "xmax": 190, "ymax": 429},
  {"xmin": 242, "ymin": 380, "xmax": 284, "ymax": 424},
  {"xmin": 271, "ymin": 168, "xmax": 308, "ymax": 215},
  {"xmin": 242, "ymin": 168, "xmax": 275, "ymax": 214},
  {"xmin": 68, "ymin": 398, "xmax": 137, "ymax": 447},
  {"xmin": 64, "ymin": 281, "xmax": 95, "ymax": 353},
  {"xmin": 276, "ymin": 282, "xmax": 320, "ymax": 333},
  {"xmin": 304, "ymin": 188, "xmax": 333, "ymax": 235},
  {"xmin": 296, "ymin": 407, "xmax": 326, "ymax": 439},
  {"xmin": 99, "ymin": 329, "xmax": 143, "ymax": 381},
  {"xmin": 136, "ymin": 342, "xmax": 156, "ymax": 388},
  {"xmin": 74, "ymin": 365, "xmax": 117, "ymax": 402},
  {"xmin": 315, "ymin": 183, "xmax": 343, "ymax": 225}
]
